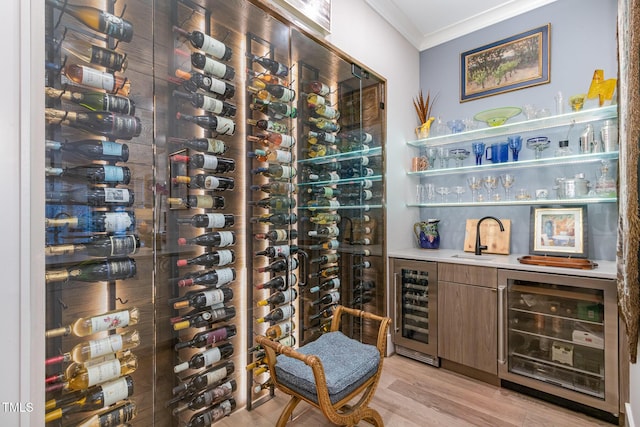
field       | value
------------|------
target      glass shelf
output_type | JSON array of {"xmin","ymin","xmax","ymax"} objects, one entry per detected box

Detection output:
[
  {"xmin": 299, "ymin": 204, "xmax": 383, "ymax": 211},
  {"xmin": 297, "ymin": 146, "xmax": 382, "ymax": 164},
  {"xmin": 407, "ymin": 106, "xmax": 617, "ymax": 148},
  {"xmin": 407, "ymin": 152, "xmax": 619, "ymax": 177},
  {"xmin": 407, "ymin": 197, "xmax": 617, "ymax": 208},
  {"xmin": 296, "ymin": 175, "xmax": 383, "ymax": 187}
]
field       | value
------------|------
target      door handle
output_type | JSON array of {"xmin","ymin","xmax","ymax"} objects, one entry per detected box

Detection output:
[
  {"xmin": 393, "ymin": 272, "xmax": 399, "ymax": 333},
  {"xmin": 498, "ymin": 284, "xmax": 506, "ymax": 364}
]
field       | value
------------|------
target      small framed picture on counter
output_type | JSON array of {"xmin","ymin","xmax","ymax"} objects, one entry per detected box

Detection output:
[{"xmin": 530, "ymin": 205, "xmax": 587, "ymax": 257}]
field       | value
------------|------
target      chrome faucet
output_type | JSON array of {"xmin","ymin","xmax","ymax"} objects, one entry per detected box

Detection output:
[{"xmin": 475, "ymin": 216, "xmax": 505, "ymax": 255}]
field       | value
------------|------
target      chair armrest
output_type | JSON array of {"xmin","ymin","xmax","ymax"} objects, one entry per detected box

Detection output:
[{"xmin": 330, "ymin": 305, "xmax": 392, "ymax": 355}]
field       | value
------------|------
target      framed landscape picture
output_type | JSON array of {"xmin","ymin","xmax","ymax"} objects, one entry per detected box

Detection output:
[
  {"xmin": 529, "ymin": 205, "xmax": 588, "ymax": 257},
  {"xmin": 460, "ymin": 24, "xmax": 550, "ymax": 102}
]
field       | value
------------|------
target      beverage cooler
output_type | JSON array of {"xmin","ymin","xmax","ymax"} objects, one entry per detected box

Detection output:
[
  {"xmin": 497, "ymin": 270, "xmax": 618, "ymax": 415},
  {"xmin": 390, "ymin": 258, "xmax": 438, "ymax": 366},
  {"xmin": 41, "ymin": 0, "xmax": 385, "ymax": 425}
]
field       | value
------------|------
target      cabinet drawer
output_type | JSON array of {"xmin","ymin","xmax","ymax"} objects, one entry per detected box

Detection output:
[{"xmin": 438, "ymin": 263, "xmax": 497, "ymax": 288}]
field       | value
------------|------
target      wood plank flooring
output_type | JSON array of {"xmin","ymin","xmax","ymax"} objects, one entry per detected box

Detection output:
[{"xmin": 217, "ymin": 354, "xmax": 615, "ymax": 427}]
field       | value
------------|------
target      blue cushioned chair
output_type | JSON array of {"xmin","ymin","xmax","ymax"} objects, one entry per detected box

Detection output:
[{"xmin": 256, "ymin": 305, "xmax": 391, "ymax": 426}]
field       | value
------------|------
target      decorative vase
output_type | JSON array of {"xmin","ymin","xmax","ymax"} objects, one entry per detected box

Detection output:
[
  {"xmin": 414, "ymin": 219, "xmax": 440, "ymax": 249},
  {"xmin": 415, "ymin": 117, "xmax": 435, "ymax": 139}
]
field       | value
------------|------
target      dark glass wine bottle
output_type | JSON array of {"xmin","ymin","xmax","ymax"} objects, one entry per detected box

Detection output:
[
  {"xmin": 308, "ymin": 240, "xmax": 340, "ymax": 251},
  {"xmin": 172, "ymin": 287, "xmax": 233, "ymax": 310},
  {"xmin": 309, "ymin": 116, "xmax": 340, "ymax": 133},
  {"xmin": 173, "ymin": 90, "xmax": 236, "ymax": 116},
  {"xmin": 308, "ymin": 266, "xmax": 340, "ymax": 279},
  {"xmin": 306, "ymin": 186, "xmax": 340, "ymax": 198},
  {"xmin": 185, "ymin": 398, "xmax": 235, "ymax": 427},
  {"xmin": 255, "ymin": 257, "xmax": 298, "ymax": 273},
  {"xmin": 174, "ymin": 325, "xmax": 237, "ymax": 350},
  {"xmin": 172, "ymin": 380, "xmax": 236, "ymax": 416},
  {"xmin": 73, "ymin": 400, "xmax": 137, "ymax": 427},
  {"xmin": 45, "ymin": 234, "xmax": 140, "ymax": 257},
  {"xmin": 314, "ymin": 104, "xmax": 340, "ymax": 120},
  {"xmin": 171, "ymin": 153, "xmax": 235, "ymax": 173},
  {"xmin": 249, "ymin": 101, "xmax": 297, "ymax": 119},
  {"xmin": 249, "ymin": 196, "xmax": 296, "ymax": 210},
  {"xmin": 45, "ymin": 87, "xmax": 135, "ymax": 115},
  {"xmin": 176, "ymin": 249, "xmax": 235, "ymax": 268},
  {"xmin": 341, "ymin": 130, "xmax": 373, "ymax": 143},
  {"xmin": 310, "ymin": 253, "xmax": 340, "ymax": 265},
  {"xmin": 46, "ymin": 186, "xmax": 133, "ymax": 207},
  {"xmin": 255, "ymin": 274, "xmax": 297, "ymax": 291},
  {"xmin": 172, "ymin": 306, "xmax": 236, "ymax": 332},
  {"xmin": 54, "ymin": 33, "xmax": 127, "ymax": 71},
  {"xmin": 353, "ymin": 280, "xmax": 376, "ymax": 292},
  {"xmin": 174, "ymin": 343, "xmax": 234, "ymax": 373},
  {"xmin": 172, "ymin": 174, "xmax": 235, "ymax": 191},
  {"xmin": 256, "ymin": 288, "xmax": 298, "ymax": 307},
  {"xmin": 176, "ymin": 213, "xmax": 234, "ymax": 229},
  {"xmin": 45, "ymin": 0, "xmax": 134, "ymax": 42},
  {"xmin": 46, "ymin": 164, "xmax": 131, "ymax": 185},
  {"xmin": 46, "ymin": 139, "xmax": 129, "ymax": 162},
  {"xmin": 45, "ymin": 257, "xmax": 136, "ymax": 283},
  {"xmin": 190, "ymin": 52, "xmax": 235, "ymax": 80},
  {"xmin": 256, "ymin": 305, "xmax": 295, "ymax": 323},
  {"xmin": 167, "ymin": 195, "xmax": 225, "ymax": 209},
  {"xmin": 305, "ymin": 170, "xmax": 340, "ymax": 182},
  {"xmin": 45, "ymin": 108, "xmax": 141, "ymax": 140},
  {"xmin": 178, "ymin": 231, "xmax": 236, "ymax": 248},
  {"xmin": 45, "ymin": 211, "xmax": 136, "ymax": 234},
  {"xmin": 255, "ymin": 244, "xmax": 299, "ymax": 258},
  {"xmin": 250, "ymin": 182, "xmax": 296, "ymax": 194},
  {"xmin": 247, "ymin": 118, "xmax": 287, "ymax": 134},
  {"xmin": 176, "ymin": 69, "xmax": 236, "ymax": 99},
  {"xmin": 177, "ymin": 267, "xmax": 236, "ymax": 288},
  {"xmin": 264, "ymin": 320, "xmax": 294, "ymax": 340},
  {"xmin": 176, "ymin": 112, "xmax": 235, "ymax": 135},
  {"xmin": 310, "ymin": 304, "xmax": 337, "ymax": 321},
  {"xmin": 309, "ymin": 277, "xmax": 340, "ymax": 294},
  {"xmin": 169, "ymin": 136, "xmax": 228, "ymax": 155},
  {"xmin": 173, "ymin": 26, "xmax": 232, "ymax": 60},
  {"xmin": 251, "ymin": 164, "xmax": 296, "ymax": 179},
  {"xmin": 172, "ymin": 362, "xmax": 234, "ymax": 397},
  {"xmin": 306, "ymin": 80, "xmax": 330, "ymax": 96},
  {"xmin": 248, "ymin": 132, "xmax": 295, "ymax": 149},
  {"xmin": 249, "ymin": 54, "xmax": 288, "ymax": 77},
  {"xmin": 308, "ymin": 225, "xmax": 340, "ymax": 239},
  {"xmin": 312, "ymin": 290, "xmax": 340, "ymax": 306},
  {"xmin": 250, "ymin": 213, "xmax": 297, "ymax": 226},
  {"xmin": 307, "ymin": 130, "xmax": 339, "ymax": 145},
  {"xmin": 254, "ymin": 229, "xmax": 297, "ymax": 242}
]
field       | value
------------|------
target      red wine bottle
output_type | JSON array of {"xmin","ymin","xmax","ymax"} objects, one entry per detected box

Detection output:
[
  {"xmin": 178, "ymin": 231, "xmax": 236, "ymax": 248},
  {"xmin": 173, "ymin": 90, "xmax": 236, "ymax": 116},
  {"xmin": 255, "ymin": 244, "xmax": 298, "ymax": 258},
  {"xmin": 174, "ymin": 325, "xmax": 237, "ymax": 350},
  {"xmin": 176, "ymin": 249, "xmax": 235, "ymax": 268},
  {"xmin": 168, "ymin": 137, "xmax": 228, "ymax": 155},
  {"xmin": 309, "ymin": 277, "xmax": 340, "ymax": 294},
  {"xmin": 176, "ymin": 70, "xmax": 236, "ymax": 99},
  {"xmin": 171, "ymin": 361, "xmax": 234, "ymax": 396},
  {"xmin": 255, "ymin": 274, "xmax": 297, "ymax": 291},
  {"xmin": 45, "ymin": 257, "xmax": 136, "ymax": 283},
  {"xmin": 185, "ymin": 398, "xmax": 235, "ymax": 427},
  {"xmin": 172, "ymin": 287, "xmax": 233, "ymax": 310},
  {"xmin": 46, "ymin": 186, "xmax": 134, "ymax": 207},
  {"xmin": 46, "ymin": 139, "xmax": 129, "ymax": 162},
  {"xmin": 46, "ymin": 165, "xmax": 131, "ymax": 184},
  {"xmin": 171, "ymin": 154, "xmax": 235, "ymax": 173},
  {"xmin": 312, "ymin": 289, "xmax": 340, "ymax": 306},
  {"xmin": 45, "ymin": 108, "xmax": 141, "ymax": 140},
  {"xmin": 177, "ymin": 267, "xmax": 236, "ymax": 288},
  {"xmin": 256, "ymin": 288, "xmax": 298, "ymax": 306},
  {"xmin": 255, "ymin": 257, "xmax": 298, "ymax": 273},
  {"xmin": 172, "ymin": 174, "xmax": 235, "ymax": 191},
  {"xmin": 176, "ymin": 112, "xmax": 235, "ymax": 135},
  {"xmin": 174, "ymin": 343, "xmax": 234, "ymax": 373},
  {"xmin": 172, "ymin": 380, "xmax": 236, "ymax": 415},
  {"xmin": 172, "ymin": 306, "xmax": 236, "ymax": 331},
  {"xmin": 45, "ymin": 234, "xmax": 140, "ymax": 257},
  {"xmin": 256, "ymin": 305, "xmax": 295, "ymax": 323},
  {"xmin": 251, "ymin": 164, "xmax": 296, "ymax": 179},
  {"xmin": 249, "ymin": 54, "xmax": 288, "ymax": 77},
  {"xmin": 250, "ymin": 213, "xmax": 297, "ymax": 226},
  {"xmin": 247, "ymin": 118, "xmax": 287, "ymax": 134},
  {"xmin": 190, "ymin": 52, "xmax": 235, "ymax": 80},
  {"xmin": 176, "ymin": 213, "xmax": 234, "ymax": 228},
  {"xmin": 254, "ymin": 228, "xmax": 297, "ymax": 242},
  {"xmin": 173, "ymin": 26, "xmax": 232, "ymax": 61},
  {"xmin": 45, "ymin": 211, "xmax": 135, "ymax": 234},
  {"xmin": 167, "ymin": 195, "xmax": 225, "ymax": 209}
]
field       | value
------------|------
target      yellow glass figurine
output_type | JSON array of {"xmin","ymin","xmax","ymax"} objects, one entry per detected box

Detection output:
[{"xmin": 587, "ymin": 69, "xmax": 617, "ymax": 106}]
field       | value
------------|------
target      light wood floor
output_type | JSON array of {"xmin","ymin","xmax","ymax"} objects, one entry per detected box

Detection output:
[{"xmin": 218, "ymin": 354, "xmax": 616, "ymax": 427}]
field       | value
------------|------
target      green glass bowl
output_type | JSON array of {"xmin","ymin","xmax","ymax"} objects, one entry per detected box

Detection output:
[{"xmin": 474, "ymin": 107, "xmax": 522, "ymax": 127}]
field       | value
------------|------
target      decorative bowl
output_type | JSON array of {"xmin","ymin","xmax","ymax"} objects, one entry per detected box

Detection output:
[{"xmin": 474, "ymin": 107, "xmax": 522, "ymax": 127}]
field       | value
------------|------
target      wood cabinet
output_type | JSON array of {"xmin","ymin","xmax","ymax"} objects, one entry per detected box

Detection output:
[{"xmin": 437, "ymin": 263, "xmax": 498, "ymax": 375}]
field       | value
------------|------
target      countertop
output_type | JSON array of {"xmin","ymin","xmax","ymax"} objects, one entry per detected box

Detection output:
[{"xmin": 388, "ymin": 248, "xmax": 617, "ymax": 280}]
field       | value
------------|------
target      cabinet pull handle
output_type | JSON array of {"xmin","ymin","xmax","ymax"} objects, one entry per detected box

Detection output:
[
  {"xmin": 393, "ymin": 272, "xmax": 399, "ymax": 333},
  {"xmin": 498, "ymin": 284, "xmax": 506, "ymax": 364}
]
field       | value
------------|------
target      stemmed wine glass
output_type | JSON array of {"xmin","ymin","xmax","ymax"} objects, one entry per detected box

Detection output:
[
  {"xmin": 472, "ymin": 142, "xmax": 485, "ymax": 165},
  {"xmin": 452, "ymin": 186, "xmax": 466, "ymax": 203},
  {"xmin": 437, "ymin": 147, "xmax": 451, "ymax": 168},
  {"xmin": 483, "ymin": 175, "xmax": 498, "ymax": 200},
  {"xmin": 425, "ymin": 147, "xmax": 438, "ymax": 170},
  {"xmin": 526, "ymin": 137, "xmax": 551, "ymax": 159},
  {"xmin": 500, "ymin": 173, "xmax": 516, "ymax": 200},
  {"xmin": 467, "ymin": 176, "xmax": 482, "ymax": 202},
  {"xmin": 436, "ymin": 186, "xmax": 451, "ymax": 202},
  {"xmin": 450, "ymin": 148, "xmax": 470, "ymax": 168},
  {"xmin": 507, "ymin": 136, "xmax": 522, "ymax": 161}
]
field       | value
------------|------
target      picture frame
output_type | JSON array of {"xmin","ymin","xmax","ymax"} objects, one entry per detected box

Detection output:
[
  {"xmin": 529, "ymin": 205, "xmax": 588, "ymax": 258},
  {"xmin": 460, "ymin": 24, "xmax": 550, "ymax": 102},
  {"xmin": 269, "ymin": 0, "xmax": 331, "ymax": 35}
]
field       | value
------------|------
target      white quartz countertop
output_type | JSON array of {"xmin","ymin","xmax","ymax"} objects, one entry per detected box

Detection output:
[{"xmin": 388, "ymin": 248, "xmax": 617, "ymax": 280}]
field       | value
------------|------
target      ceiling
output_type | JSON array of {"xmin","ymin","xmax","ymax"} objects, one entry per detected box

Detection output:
[{"xmin": 363, "ymin": 0, "xmax": 559, "ymax": 51}]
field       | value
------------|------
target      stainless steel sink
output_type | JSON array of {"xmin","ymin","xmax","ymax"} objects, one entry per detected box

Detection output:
[{"xmin": 451, "ymin": 253, "xmax": 495, "ymax": 261}]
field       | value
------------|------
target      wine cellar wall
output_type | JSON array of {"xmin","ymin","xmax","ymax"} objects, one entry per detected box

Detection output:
[{"xmin": 42, "ymin": 0, "xmax": 386, "ymax": 425}]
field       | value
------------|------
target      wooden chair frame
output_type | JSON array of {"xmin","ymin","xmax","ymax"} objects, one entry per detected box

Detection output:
[{"xmin": 256, "ymin": 305, "xmax": 391, "ymax": 427}]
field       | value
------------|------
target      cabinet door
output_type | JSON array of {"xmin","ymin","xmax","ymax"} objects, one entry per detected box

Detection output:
[{"xmin": 438, "ymin": 281, "xmax": 497, "ymax": 374}]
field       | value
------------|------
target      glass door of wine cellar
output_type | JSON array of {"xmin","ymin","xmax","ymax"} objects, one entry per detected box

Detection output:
[{"xmin": 391, "ymin": 258, "xmax": 438, "ymax": 365}]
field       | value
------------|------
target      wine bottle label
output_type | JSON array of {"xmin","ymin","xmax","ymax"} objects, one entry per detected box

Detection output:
[
  {"xmin": 97, "ymin": 402, "xmax": 136, "ymax": 426},
  {"xmin": 111, "ymin": 115, "xmax": 141, "ymax": 139},
  {"xmin": 267, "ymin": 121, "xmax": 287, "ymax": 133},
  {"xmin": 204, "ymin": 213, "xmax": 225, "ymax": 228},
  {"xmin": 104, "ymin": 95, "xmax": 134, "ymax": 115},
  {"xmin": 90, "ymin": 46, "xmax": 125, "ymax": 71},
  {"xmin": 215, "ymin": 116, "xmax": 235, "ymax": 135},
  {"xmin": 203, "ymin": 57, "xmax": 227, "ymax": 78},
  {"xmin": 206, "ymin": 76, "xmax": 227, "ymax": 96},
  {"xmin": 86, "ymin": 359, "xmax": 121, "ymax": 386},
  {"xmin": 88, "ymin": 334, "xmax": 124, "ymax": 359},
  {"xmin": 205, "ymin": 366, "xmax": 228, "ymax": 385},
  {"xmin": 103, "ymin": 188, "xmax": 131, "ymax": 204},
  {"xmin": 205, "ymin": 328, "xmax": 229, "ymax": 345},
  {"xmin": 281, "ymin": 288, "xmax": 296, "ymax": 304},
  {"xmin": 278, "ymin": 305, "xmax": 294, "ymax": 319},
  {"xmin": 360, "ymin": 157, "xmax": 370, "ymax": 166},
  {"xmin": 201, "ymin": 96, "xmax": 224, "ymax": 114},
  {"xmin": 103, "ymin": 212, "xmax": 133, "ymax": 233},
  {"xmin": 217, "ymin": 250, "xmax": 234, "ymax": 266},
  {"xmin": 200, "ymin": 36, "xmax": 227, "ymax": 60},
  {"xmin": 101, "ymin": 376, "xmax": 130, "ymax": 407},
  {"xmin": 307, "ymin": 93, "xmax": 325, "ymax": 106},
  {"xmin": 203, "ymin": 289, "xmax": 225, "ymax": 307},
  {"xmin": 101, "ymin": 141, "xmax": 125, "ymax": 157},
  {"xmin": 279, "ymin": 322, "xmax": 293, "ymax": 335},
  {"xmin": 76, "ymin": 65, "xmax": 115, "ymax": 91},
  {"xmin": 91, "ymin": 310, "xmax": 130, "ymax": 333},
  {"xmin": 202, "ymin": 347, "xmax": 222, "ymax": 366},
  {"xmin": 278, "ymin": 335, "xmax": 295, "ymax": 346},
  {"xmin": 273, "ymin": 229, "xmax": 288, "ymax": 241},
  {"xmin": 280, "ymin": 165, "xmax": 295, "ymax": 179},
  {"xmin": 277, "ymin": 134, "xmax": 295, "ymax": 148},
  {"xmin": 204, "ymin": 176, "xmax": 221, "ymax": 190},
  {"xmin": 274, "ymin": 150, "xmax": 292, "ymax": 163},
  {"xmin": 206, "ymin": 138, "xmax": 227, "ymax": 154},
  {"xmin": 216, "ymin": 268, "xmax": 235, "ymax": 286},
  {"xmin": 218, "ymin": 231, "xmax": 235, "ymax": 247},
  {"xmin": 100, "ymin": 165, "xmax": 125, "ymax": 183},
  {"xmin": 318, "ymin": 105, "xmax": 339, "ymax": 119},
  {"xmin": 100, "ymin": 13, "xmax": 133, "ymax": 42},
  {"xmin": 195, "ymin": 195, "xmax": 214, "ymax": 209},
  {"xmin": 273, "ymin": 245, "xmax": 290, "ymax": 257}
]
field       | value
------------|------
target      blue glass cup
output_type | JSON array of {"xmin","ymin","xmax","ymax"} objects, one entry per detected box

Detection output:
[
  {"xmin": 472, "ymin": 142, "xmax": 486, "ymax": 165},
  {"xmin": 508, "ymin": 135, "xmax": 523, "ymax": 161}
]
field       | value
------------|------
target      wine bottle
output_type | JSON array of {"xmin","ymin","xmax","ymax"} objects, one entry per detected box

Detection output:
[
  {"xmin": 178, "ymin": 231, "xmax": 236, "ymax": 248},
  {"xmin": 256, "ymin": 305, "xmax": 295, "ymax": 323},
  {"xmin": 251, "ymin": 164, "xmax": 296, "ymax": 179},
  {"xmin": 310, "ymin": 253, "xmax": 340, "ymax": 265},
  {"xmin": 307, "ymin": 213, "xmax": 341, "ymax": 224},
  {"xmin": 173, "ymin": 26, "xmax": 232, "ymax": 61},
  {"xmin": 339, "ymin": 189, "xmax": 374, "ymax": 201},
  {"xmin": 306, "ymin": 186, "xmax": 340, "ymax": 198},
  {"xmin": 174, "ymin": 325, "xmax": 237, "ymax": 350},
  {"xmin": 44, "ymin": 376, "xmax": 134, "ymax": 422},
  {"xmin": 308, "ymin": 225, "xmax": 340, "ymax": 239},
  {"xmin": 45, "ymin": 234, "xmax": 140, "ymax": 257},
  {"xmin": 53, "ymin": 33, "xmax": 127, "ymax": 71},
  {"xmin": 46, "ymin": 186, "xmax": 133, "ymax": 208},
  {"xmin": 64, "ymin": 352, "xmax": 137, "ymax": 390},
  {"xmin": 173, "ymin": 90, "xmax": 237, "ymax": 116},
  {"xmin": 185, "ymin": 398, "xmax": 235, "ymax": 427},
  {"xmin": 167, "ymin": 195, "xmax": 225, "ymax": 209},
  {"xmin": 247, "ymin": 118, "xmax": 287, "ymax": 134},
  {"xmin": 306, "ymin": 93, "xmax": 326, "ymax": 108},
  {"xmin": 46, "ymin": 307, "xmax": 139, "ymax": 338},
  {"xmin": 45, "ymin": 257, "xmax": 136, "ymax": 284},
  {"xmin": 45, "ymin": 164, "xmax": 131, "ymax": 184},
  {"xmin": 312, "ymin": 290, "xmax": 340, "ymax": 306},
  {"xmin": 307, "ymin": 199, "xmax": 341, "ymax": 211},
  {"xmin": 310, "ymin": 305, "xmax": 337, "ymax": 321},
  {"xmin": 255, "ymin": 257, "xmax": 298, "ymax": 273},
  {"xmin": 308, "ymin": 266, "xmax": 340, "ymax": 279},
  {"xmin": 247, "ymin": 68, "xmax": 287, "ymax": 87},
  {"xmin": 249, "ymin": 101, "xmax": 297, "ymax": 119},
  {"xmin": 262, "ymin": 84, "xmax": 296, "ymax": 102},
  {"xmin": 172, "ymin": 380, "xmax": 236, "ymax": 415},
  {"xmin": 314, "ymin": 104, "xmax": 340, "ymax": 120},
  {"xmin": 176, "ymin": 249, "xmax": 235, "ymax": 268},
  {"xmin": 255, "ymin": 274, "xmax": 297, "ymax": 291},
  {"xmin": 190, "ymin": 52, "xmax": 235, "ymax": 80},
  {"xmin": 45, "ymin": 108, "xmax": 141, "ymax": 140},
  {"xmin": 45, "ymin": 87, "xmax": 135, "ymax": 116},
  {"xmin": 255, "ymin": 244, "xmax": 299, "ymax": 258},
  {"xmin": 305, "ymin": 144, "xmax": 340, "ymax": 158},
  {"xmin": 306, "ymin": 80, "xmax": 330, "ymax": 96},
  {"xmin": 352, "ymin": 261, "xmax": 372, "ymax": 269},
  {"xmin": 309, "ymin": 116, "xmax": 340, "ymax": 132},
  {"xmin": 250, "ymin": 181, "xmax": 296, "ymax": 195},
  {"xmin": 340, "ymin": 167, "xmax": 375, "ymax": 179},
  {"xmin": 248, "ymin": 148, "xmax": 293, "ymax": 164},
  {"xmin": 249, "ymin": 196, "xmax": 296, "ymax": 210},
  {"xmin": 351, "ymin": 293, "xmax": 374, "ymax": 306},
  {"xmin": 177, "ymin": 213, "xmax": 234, "ymax": 229},
  {"xmin": 172, "ymin": 287, "xmax": 233, "ymax": 310},
  {"xmin": 249, "ymin": 54, "xmax": 289, "ymax": 77},
  {"xmin": 45, "ymin": 211, "xmax": 136, "ymax": 234},
  {"xmin": 177, "ymin": 267, "xmax": 236, "ymax": 288},
  {"xmin": 172, "ymin": 361, "xmax": 234, "ymax": 396},
  {"xmin": 169, "ymin": 136, "xmax": 228, "ymax": 155},
  {"xmin": 45, "ymin": 0, "xmax": 134, "ymax": 42},
  {"xmin": 55, "ymin": 63, "xmax": 131, "ymax": 96},
  {"xmin": 248, "ymin": 132, "xmax": 295, "ymax": 149},
  {"xmin": 176, "ymin": 112, "xmax": 235, "ymax": 135},
  {"xmin": 250, "ymin": 213, "xmax": 297, "ymax": 226},
  {"xmin": 254, "ymin": 228, "xmax": 297, "ymax": 242},
  {"xmin": 49, "ymin": 330, "xmax": 140, "ymax": 366},
  {"xmin": 46, "ymin": 139, "xmax": 129, "ymax": 162},
  {"xmin": 309, "ymin": 278, "xmax": 340, "ymax": 294},
  {"xmin": 176, "ymin": 69, "xmax": 235, "ymax": 99},
  {"xmin": 308, "ymin": 240, "xmax": 340, "ymax": 251},
  {"xmin": 342, "ymin": 130, "xmax": 373, "ymax": 143},
  {"xmin": 305, "ymin": 171, "xmax": 340, "ymax": 182},
  {"xmin": 172, "ymin": 174, "xmax": 235, "ymax": 191},
  {"xmin": 307, "ymin": 130, "xmax": 339, "ymax": 145},
  {"xmin": 174, "ymin": 343, "xmax": 234, "ymax": 373},
  {"xmin": 172, "ymin": 306, "xmax": 236, "ymax": 331},
  {"xmin": 257, "ymin": 288, "xmax": 298, "ymax": 307},
  {"xmin": 74, "ymin": 400, "xmax": 137, "ymax": 427},
  {"xmin": 353, "ymin": 280, "xmax": 376, "ymax": 293},
  {"xmin": 264, "ymin": 320, "xmax": 294, "ymax": 340},
  {"xmin": 171, "ymin": 153, "xmax": 235, "ymax": 173}
]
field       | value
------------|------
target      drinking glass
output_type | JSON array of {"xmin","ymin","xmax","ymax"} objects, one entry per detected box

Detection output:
[
  {"xmin": 483, "ymin": 175, "xmax": 498, "ymax": 200},
  {"xmin": 436, "ymin": 186, "xmax": 451, "ymax": 202},
  {"xmin": 467, "ymin": 176, "xmax": 482, "ymax": 202},
  {"xmin": 452, "ymin": 186, "xmax": 466, "ymax": 203},
  {"xmin": 507, "ymin": 136, "xmax": 522, "ymax": 161},
  {"xmin": 500, "ymin": 173, "xmax": 516, "ymax": 200},
  {"xmin": 437, "ymin": 147, "xmax": 451, "ymax": 168},
  {"xmin": 526, "ymin": 137, "xmax": 550, "ymax": 159},
  {"xmin": 472, "ymin": 142, "xmax": 485, "ymax": 165},
  {"xmin": 415, "ymin": 184, "xmax": 424, "ymax": 204},
  {"xmin": 424, "ymin": 183, "xmax": 436, "ymax": 202},
  {"xmin": 450, "ymin": 148, "xmax": 470, "ymax": 168},
  {"xmin": 425, "ymin": 147, "xmax": 438, "ymax": 170}
]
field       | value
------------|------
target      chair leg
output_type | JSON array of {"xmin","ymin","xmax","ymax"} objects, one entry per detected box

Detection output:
[
  {"xmin": 276, "ymin": 395, "xmax": 302, "ymax": 427},
  {"xmin": 360, "ymin": 407, "xmax": 384, "ymax": 427}
]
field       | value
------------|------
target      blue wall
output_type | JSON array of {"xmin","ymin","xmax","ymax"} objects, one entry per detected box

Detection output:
[{"xmin": 418, "ymin": 0, "xmax": 618, "ymax": 260}]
